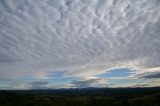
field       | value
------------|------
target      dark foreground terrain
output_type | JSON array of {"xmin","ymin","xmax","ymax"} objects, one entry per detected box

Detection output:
[{"xmin": 0, "ymin": 87, "xmax": 160, "ymax": 106}]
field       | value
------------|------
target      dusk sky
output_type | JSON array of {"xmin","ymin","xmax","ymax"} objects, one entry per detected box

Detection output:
[{"xmin": 0, "ymin": 0, "xmax": 160, "ymax": 89}]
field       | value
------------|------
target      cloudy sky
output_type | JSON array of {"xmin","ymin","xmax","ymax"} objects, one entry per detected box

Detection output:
[{"xmin": 0, "ymin": 0, "xmax": 160, "ymax": 89}]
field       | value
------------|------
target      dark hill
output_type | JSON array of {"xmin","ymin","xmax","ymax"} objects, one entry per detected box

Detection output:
[{"xmin": 0, "ymin": 87, "xmax": 160, "ymax": 106}]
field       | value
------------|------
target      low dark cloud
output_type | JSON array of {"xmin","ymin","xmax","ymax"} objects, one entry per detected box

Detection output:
[
  {"xmin": 30, "ymin": 81, "xmax": 48, "ymax": 85},
  {"xmin": 142, "ymin": 72, "xmax": 160, "ymax": 78},
  {"xmin": 29, "ymin": 81, "xmax": 48, "ymax": 89},
  {"xmin": 71, "ymin": 78, "xmax": 107, "ymax": 88}
]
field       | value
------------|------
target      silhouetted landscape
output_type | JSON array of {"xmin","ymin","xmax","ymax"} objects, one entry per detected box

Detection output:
[{"xmin": 0, "ymin": 87, "xmax": 160, "ymax": 106}]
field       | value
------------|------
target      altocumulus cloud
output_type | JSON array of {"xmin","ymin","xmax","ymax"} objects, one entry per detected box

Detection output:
[{"xmin": 0, "ymin": 0, "xmax": 160, "ymax": 88}]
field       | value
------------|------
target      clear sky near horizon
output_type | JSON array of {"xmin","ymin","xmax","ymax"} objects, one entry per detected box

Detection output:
[{"xmin": 0, "ymin": 0, "xmax": 160, "ymax": 89}]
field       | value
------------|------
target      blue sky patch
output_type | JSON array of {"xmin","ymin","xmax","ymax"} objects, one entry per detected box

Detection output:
[{"xmin": 97, "ymin": 68, "xmax": 132, "ymax": 78}]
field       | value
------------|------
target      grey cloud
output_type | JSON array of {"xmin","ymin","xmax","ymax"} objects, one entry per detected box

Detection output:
[
  {"xmin": 71, "ymin": 78, "xmax": 108, "ymax": 88},
  {"xmin": 3, "ymin": 81, "xmax": 74, "ymax": 90},
  {"xmin": 29, "ymin": 81, "xmax": 49, "ymax": 89},
  {"xmin": 8, "ymin": 81, "xmax": 49, "ymax": 90},
  {"xmin": 131, "ymin": 84, "xmax": 150, "ymax": 87},
  {"xmin": 30, "ymin": 81, "xmax": 48, "ymax": 86},
  {"xmin": 0, "ymin": 0, "xmax": 159, "ymax": 81},
  {"xmin": 132, "ymin": 79, "xmax": 160, "ymax": 87},
  {"xmin": 142, "ymin": 72, "xmax": 160, "ymax": 78}
]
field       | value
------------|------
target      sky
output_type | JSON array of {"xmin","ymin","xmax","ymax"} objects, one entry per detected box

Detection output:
[{"xmin": 0, "ymin": 0, "xmax": 160, "ymax": 90}]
